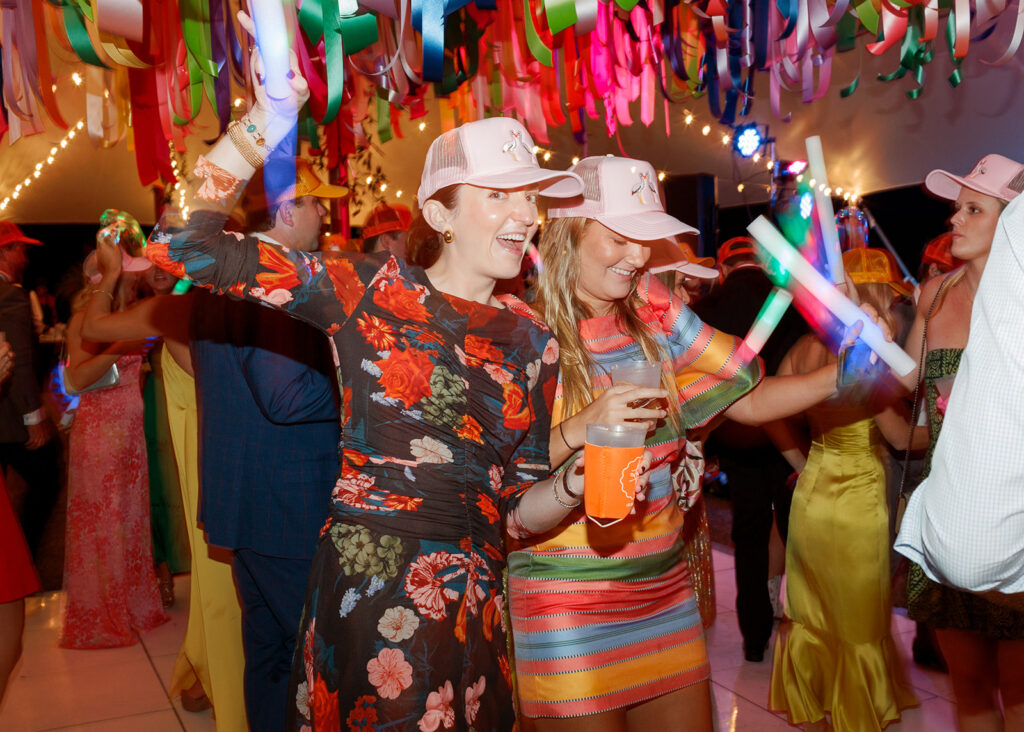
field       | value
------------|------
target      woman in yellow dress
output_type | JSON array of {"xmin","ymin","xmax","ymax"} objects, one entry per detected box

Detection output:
[
  {"xmin": 80, "ymin": 243, "xmax": 247, "ymax": 731},
  {"xmin": 769, "ymin": 249, "xmax": 920, "ymax": 731}
]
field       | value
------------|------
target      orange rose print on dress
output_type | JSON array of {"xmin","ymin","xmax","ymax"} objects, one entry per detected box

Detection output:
[
  {"xmin": 501, "ymin": 382, "xmax": 531, "ymax": 430},
  {"xmin": 463, "ymin": 335, "xmax": 503, "ymax": 368},
  {"xmin": 312, "ymin": 673, "xmax": 341, "ymax": 729},
  {"xmin": 373, "ymin": 280, "xmax": 430, "ymax": 323},
  {"xmin": 376, "ymin": 348, "xmax": 434, "ymax": 408}
]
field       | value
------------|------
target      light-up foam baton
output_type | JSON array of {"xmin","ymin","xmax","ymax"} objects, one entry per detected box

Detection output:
[
  {"xmin": 249, "ymin": 0, "xmax": 293, "ymax": 104},
  {"xmin": 742, "ymin": 287, "xmax": 794, "ymax": 356},
  {"xmin": 805, "ymin": 136, "xmax": 844, "ymax": 285},
  {"xmin": 747, "ymin": 216, "xmax": 917, "ymax": 376}
]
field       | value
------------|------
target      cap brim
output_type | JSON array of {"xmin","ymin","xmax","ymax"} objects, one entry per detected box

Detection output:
[
  {"xmin": 309, "ymin": 182, "xmax": 349, "ymax": 199},
  {"xmin": 648, "ymin": 261, "xmax": 720, "ymax": 279},
  {"xmin": 596, "ymin": 210, "xmax": 698, "ymax": 241},
  {"xmin": 888, "ymin": 280, "xmax": 912, "ymax": 297},
  {"xmin": 466, "ymin": 168, "xmax": 584, "ymax": 198},
  {"xmin": 924, "ymin": 169, "xmax": 1001, "ymax": 202}
]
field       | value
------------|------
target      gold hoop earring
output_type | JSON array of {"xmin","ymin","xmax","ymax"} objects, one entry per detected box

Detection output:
[{"xmin": 442, "ymin": 229, "xmax": 454, "ymax": 243}]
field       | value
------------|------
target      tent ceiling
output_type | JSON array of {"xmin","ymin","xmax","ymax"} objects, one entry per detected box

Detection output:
[{"xmin": 3, "ymin": 43, "xmax": 1023, "ymax": 226}]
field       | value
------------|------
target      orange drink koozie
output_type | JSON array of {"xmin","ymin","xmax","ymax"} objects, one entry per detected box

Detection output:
[{"xmin": 583, "ymin": 443, "xmax": 645, "ymax": 521}]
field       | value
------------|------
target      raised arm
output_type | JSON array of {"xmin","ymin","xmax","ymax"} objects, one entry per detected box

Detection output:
[{"xmin": 141, "ymin": 22, "xmax": 362, "ymax": 335}]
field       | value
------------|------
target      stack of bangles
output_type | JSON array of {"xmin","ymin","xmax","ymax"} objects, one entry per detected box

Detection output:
[
  {"xmin": 552, "ymin": 469, "xmax": 582, "ymax": 509},
  {"xmin": 226, "ymin": 115, "xmax": 270, "ymax": 168}
]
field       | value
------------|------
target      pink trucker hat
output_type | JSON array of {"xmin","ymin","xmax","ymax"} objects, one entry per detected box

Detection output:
[
  {"xmin": 547, "ymin": 156, "xmax": 698, "ymax": 240},
  {"xmin": 925, "ymin": 154, "xmax": 1024, "ymax": 203},
  {"xmin": 83, "ymin": 247, "xmax": 152, "ymax": 284},
  {"xmin": 416, "ymin": 117, "xmax": 583, "ymax": 203},
  {"xmin": 646, "ymin": 239, "xmax": 719, "ymax": 279}
]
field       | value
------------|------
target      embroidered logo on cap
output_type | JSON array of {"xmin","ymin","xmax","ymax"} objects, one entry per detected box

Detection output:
[
  {"xmin": 631, "ymin": 172, "xmax": 657, "ymax": 206},
  {"xmin": 502, "ymin": 130, "xmax": 523, "ymax": 162}
]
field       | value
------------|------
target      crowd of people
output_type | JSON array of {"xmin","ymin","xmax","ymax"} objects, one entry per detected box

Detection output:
[{"xmin": 1, "ymin": 27, "xmax": 1023, "ymax": 732}]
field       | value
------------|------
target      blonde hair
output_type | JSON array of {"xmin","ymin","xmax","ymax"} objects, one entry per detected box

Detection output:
[
  {"xmin": 853, "ymin": 282, "xmax": 896, "ymax": 336},
  {"xmin": 534, "ymin": 217, "xmax": 680, "ymax": 427}
]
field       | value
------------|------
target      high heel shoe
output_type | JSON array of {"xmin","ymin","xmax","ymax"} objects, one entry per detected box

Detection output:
[{"xmin": 155, "ymin": 563, "xmax": 175, "ymax": 608}]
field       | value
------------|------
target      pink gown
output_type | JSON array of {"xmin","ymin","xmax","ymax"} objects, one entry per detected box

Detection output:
[{"xmin": 61, "ymin": 352, "xmax": 168, "ymax": 648}]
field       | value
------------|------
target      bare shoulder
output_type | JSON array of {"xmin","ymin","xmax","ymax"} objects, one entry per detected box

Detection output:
[
  {"xmin": 783, "ymin": 334, "xmax": 830, "ymax": 375},
  {"xmin": 916, "ymin": 271, "xmax": 952, "ymax": 316}
]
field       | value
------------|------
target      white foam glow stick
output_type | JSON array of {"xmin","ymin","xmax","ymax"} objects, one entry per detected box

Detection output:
[
  {"xmin": 249, "ymin": 0, "xmax": 292, "ymax": 103},
  {"xmin": 805, "ymin": 136, "xmax": 844, "ymax": 285},
  {"xmin": 742, "ymin": 287, "xmax": 794, "ymax": 356},
  {"xmin": 747, "ymin": 216, "xmax": 916, "ymax": 376}
]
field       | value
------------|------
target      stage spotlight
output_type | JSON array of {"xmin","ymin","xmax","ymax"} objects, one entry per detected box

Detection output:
[{"xmin": 733, "ymin": 124, "xmax": 764, "ymax": 158}]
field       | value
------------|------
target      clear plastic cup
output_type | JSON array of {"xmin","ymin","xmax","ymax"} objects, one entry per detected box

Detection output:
[
  {"xmin": 583, "ymin": 423, "xmax": 647, "ymax": 524},
  {"xmin": 610, "ymin": 361, "xmax": 662, "ymax": 408}
]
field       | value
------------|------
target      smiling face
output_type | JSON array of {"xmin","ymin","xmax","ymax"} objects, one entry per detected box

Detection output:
[
  {"xmin": 433, "ymin": 184, "xmax": 540, "ymax": 282},
  {"xmin": 574, "ymin": 221, "xmax": 651, "ymax": 316},
  {"xmin": 144, "ymin": 265, "xmax": 176, "ymax": 295},
  {"xmin": 949, "ymin": 188, "xmax": 1004, "ymax": 263}
]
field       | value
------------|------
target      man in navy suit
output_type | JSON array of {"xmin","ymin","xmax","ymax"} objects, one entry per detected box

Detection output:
[{"xmin": 191, "ymin": 160, "xmax": 345, "ymax": 731}]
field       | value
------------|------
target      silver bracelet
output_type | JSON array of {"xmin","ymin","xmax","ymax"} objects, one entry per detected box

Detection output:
[{"xmin": 551, "ymin": 471, "xmax": 580, "ymax": 510}]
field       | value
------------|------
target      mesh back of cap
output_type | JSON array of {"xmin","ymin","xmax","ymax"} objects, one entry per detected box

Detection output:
[
  {"xmin": 420, "ymin": 128, "xmax": 471, "ymax": 201},
  {"xmin": 1008, "ymin": 167, "xmax": 1024, "ymax": 194},
  {"xmin": 575, "ymin": 160, "xmax": 604, "ymax": 202}
]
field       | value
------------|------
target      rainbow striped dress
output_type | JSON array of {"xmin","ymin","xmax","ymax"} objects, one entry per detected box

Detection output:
[{"xmin": 507, "ymin": 275, "xmax": 761, "ymax": 718}]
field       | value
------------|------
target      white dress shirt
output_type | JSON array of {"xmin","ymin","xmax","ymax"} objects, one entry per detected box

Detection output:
[{"xmin": 896, "ymin": 195, "xmax": 1024, "ymax": 594}]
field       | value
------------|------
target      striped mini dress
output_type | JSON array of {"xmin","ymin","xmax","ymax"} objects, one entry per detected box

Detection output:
[{"xmin": 507, "ymin": 275, "xmax": 761, "ymax": 718}]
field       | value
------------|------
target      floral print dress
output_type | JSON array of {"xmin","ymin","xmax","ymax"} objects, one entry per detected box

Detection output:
[{"xmin": 146, "ymin": 161, "xmax": 559, "ymax": 731}]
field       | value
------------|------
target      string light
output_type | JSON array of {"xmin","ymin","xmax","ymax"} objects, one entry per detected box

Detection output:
[
  {"xmin": 72, "ymin": 72, "xmax": 82, "ymax": 86},
  {"xmin": 396, "ymin": 190, "xmax": 403, "ymax": 198},
  {"xmin": 737, "ymin": 183, "xmax": 745, "ymax": 192},
  {"xmin": 543, "ymin": 151, "xmax": 551, "ymax": 162},
  {"xmin": 721, "ymin": 134, "xmax": 731, "ymax": 146},
  {"xmin": 571, "ymin": 156, "xmax": 580, "ymax": 165},
  {"xmin": 418, "ymin": 121, "xmax": 426, "ymax": 131},
  {"xmin": 684, "ymin": 112, "xmax": 694, "ymax": 125},
  {"xmin": 365, "ymin": 176, "xmax": 373, "ymax": 185},
  {"xmin": 657, "ymin": 171, "xmax": 666, "ymax": 181},
  {"xmin": 0, "ymin": 119, "xmax": 84, "ymax": 212},
  {"xmin": 379, "ymin": 183, "xmax": 387, "ymax": 192},
  {"xmin": 701, "ymin": 125, "xmax": 711, "ymax": 136}
]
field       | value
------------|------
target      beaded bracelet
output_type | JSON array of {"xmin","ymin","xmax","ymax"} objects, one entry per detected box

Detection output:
[{"xmin": 239, "ymin": 114, "xmax": 269, "ymax": 150}]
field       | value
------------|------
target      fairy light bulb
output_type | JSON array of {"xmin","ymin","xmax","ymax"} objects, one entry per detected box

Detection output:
[
  {"xmin": 571, "ymin": 156, "xmax": 580, "ymax": 165},
  {"xmin": 701, "ymin": 125, "xmax": 711, "ymax": 136},
  {"xmin": 737, "ymin": 183, "xmax": 745, "ymax": 192}
]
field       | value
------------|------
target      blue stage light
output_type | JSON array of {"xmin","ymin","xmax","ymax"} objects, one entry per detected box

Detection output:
[{"xmin": 734, "ymin": 124, "xmax": 763, "ymax": 158}]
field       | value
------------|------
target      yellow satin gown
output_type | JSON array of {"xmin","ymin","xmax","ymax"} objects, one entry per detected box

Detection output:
[
  {"xmin": 162, "ymin": 345, "xmax": 248, "ymax": 731},
  {"xmin": 769, "ymin": 404, "xmax": 917, "ymax": 731}
]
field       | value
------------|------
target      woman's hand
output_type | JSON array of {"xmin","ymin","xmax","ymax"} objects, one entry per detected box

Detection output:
[
  {"xmin": 237, "ymin": 10, "xmax": 310, "ymax": 121},
  {"xmin": 95, "ymin": 226, "xmax": 124, "ymax": 280},
  {"xmin": 562, "ymin": 448, "xmax": 654, "ymax": 509},
  {"xmin": 562, "ymin": 384, "xmax": 668, "ymax": 447}
]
